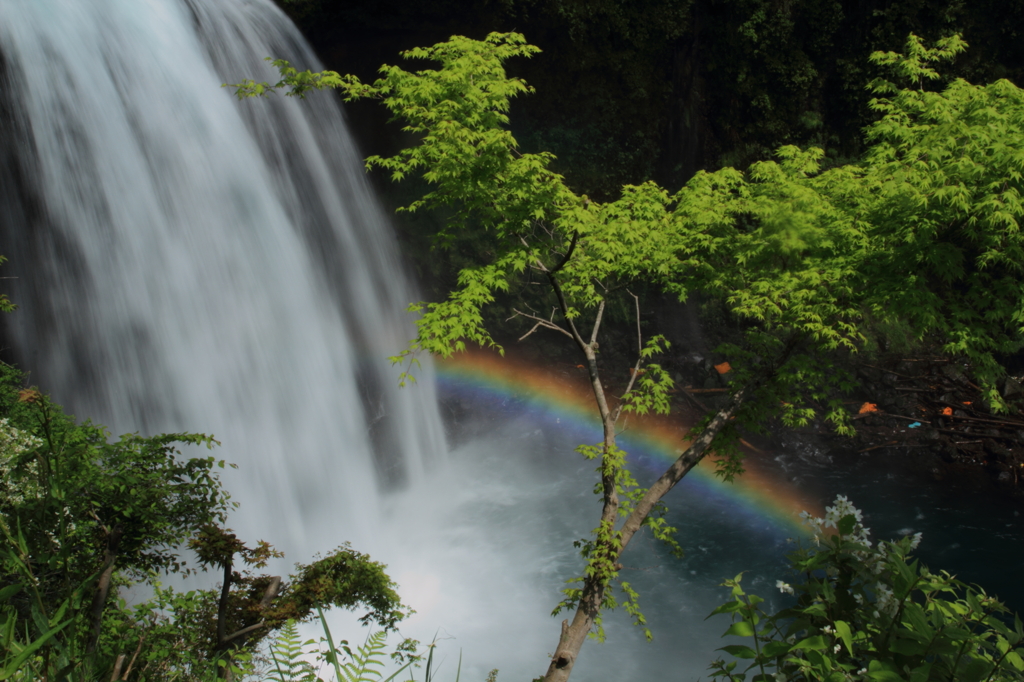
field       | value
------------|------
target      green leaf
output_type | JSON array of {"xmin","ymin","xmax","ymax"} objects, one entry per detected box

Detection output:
[
  {"xmin": 0, "ymin": 618, "xmax": 71, "ymax": 679},
  {"xmin": 717, "ymin": 645, "xmax": 758, "ymax": 659},
  {"xmin": 890, "ymin": 637, "xmax": 927, "ymax": 656},
  {"xmin": 834, "ymin": 620, "xmax": 854, "ymax": 654},
  {"xmin": 793, "ymin": 635, "xmax": 829, "ymax": 650},
  {"xmin": 836, "ymin": 514, "xmax": 857, "ymax": 536},
  {"xmin": 725, "ymin": 621, "xmax": 757, "ymax": 638}
]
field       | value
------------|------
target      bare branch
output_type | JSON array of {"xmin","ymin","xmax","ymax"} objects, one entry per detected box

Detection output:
[
  {"xmin": 547, "ymin": 273, "xmax": 588, "ymax": 353},
  {"xmin": 611, "ymin": 293, "xmax": 643, "ymax": 423},
  {"xmin": 110, "ymin": 655, "xmax": 126, "ymax": 682},
  {"xmin": 521, "ymin": 236, "xmax": 550, "ymax": 273},
  {"xmin": 258, "ymin": 576, "xmax": 281, "ymax": 610},
  {"xmin": 630, "ymin": 290, "xmax": 642, "ymax": 355},
  {"xmin": 613, "ymin": 364, "xmax": 643, "ymax": 424},
  {"xmin": 220, "ymin": 620, "xmax": 268, "ymax": 646},
  {"xmin": 510, "ymin": 308, "xmax": 573, "ymax": 341},
  {"xmin": 680, "ymin": 389, "xmax": 709, "ymax": 412},
  {"xmin": 588, "ymin": 300, "xmax": 606, "ymax": 347},
  {"xmin": 119, "ymin": 636, "xmax": 145, "ymax": 681}
]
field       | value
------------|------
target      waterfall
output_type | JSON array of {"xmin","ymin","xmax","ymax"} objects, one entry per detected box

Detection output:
[
  {"xmin": 0, "ymin": 0, "xmax": 447, "ymax": 558},
  {"xmin": 6, "ymin": 3, "xmax": 1023, "ymax": 680}
]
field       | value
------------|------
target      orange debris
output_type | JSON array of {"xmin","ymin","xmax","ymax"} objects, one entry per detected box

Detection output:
[
  {"xmin": 858, "ymin": 402, "xmax": 878, "ymax": 414},
  {"xmin": 17, "ymin": 389, "xmax": 41, "ymax": 403},
  {"xmin": 714, "ymin": 362, "xmax": 732, "ymax": 374},
  {"xmin": 942, "ymin": 407, "xmax": 953, "ymax": 416}
]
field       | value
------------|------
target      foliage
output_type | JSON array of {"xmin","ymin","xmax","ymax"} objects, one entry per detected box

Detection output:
[
  {"xmin": 283, "ymin": 0, "xmax": 1024, "ymax": 200},
  {"xmin": 271, "ymin": 547, "xmax": 409, "ymax": 631},
  {"xmin": 0, "ymin": 370, "xmax": 232, "ymax": 677},
  {"xmin": 0, "ymin": 387, "xmax": 230, "ymax": 580},
  {"xmin": 859, "ymin": 34, "xmax": 1024, "ymax": 410},
  {"xmin": 235, "ymin": 29, "xmax": 1024, "ymax": 682},
  {"xmin": 708, "ymin": 496, "xmax": 1024, "ymax": 682},
  {"xmin": 0, "ymin": 360, "xmax": 412, "ymax": 681},
  {"xmin": 0, "ymin": 256, "xmax": 14, "ymax": 314}
]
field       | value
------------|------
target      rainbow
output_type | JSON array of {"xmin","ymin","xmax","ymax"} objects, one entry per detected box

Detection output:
[{"xmin": 436, "ymin": 350, "xmax": 823, "ymax": 538}]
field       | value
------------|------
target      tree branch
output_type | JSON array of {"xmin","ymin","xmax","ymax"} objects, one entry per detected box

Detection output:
[
  {"xmin": 588, "ymin": 300, "xmax": 605, "ymax": 347},
  {"xmin": 87, "ymin": 523, "xmax": 123, "ymax": 654},
  {"xmin": 611, "ymin": 292, "xmax": 644, "ymax": 423},
  {"xmin": 547, "ymin": 273, "xmax": 588, "ymax": 354},
  {"xmin": 258, "ymin": 576, "xmax": 282, "ymax": 611},
  {"xmin": 120, "ymin": 635, "xmax": 145, "ymax": 681},
  {"xmin": 549, "ymin": 230, "xmax": 580, "ymax": 275},
  {"xmin": 216, "ymin": 554, "xmax": 233, "ymax": 647},
  {"xmin": 616, "ymin": 334, "xmax": 803, "ymax": 551},
  {"xmin": 220, "ymin": 620, "xmax": 268, "ymax": 646},
  {"xmin": 511, "ymin": 308, "xmax": 574, "ymax": 341}
]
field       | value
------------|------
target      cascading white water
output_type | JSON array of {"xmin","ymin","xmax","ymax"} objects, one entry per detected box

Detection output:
[{"xmin": 0, "ymin": 0, "xmax": 446, "ymax": 557}]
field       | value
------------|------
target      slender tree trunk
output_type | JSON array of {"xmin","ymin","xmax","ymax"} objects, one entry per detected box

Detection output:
[
  {"xmin": 542, "ymin": 387, "xmax": 751, "ymax": 682},
  {"xmin": 87, "ymin": 524, "xmax": 123, "ymax": 654},
  {"xmin": 541, "ymin": 334, "xmax": 798, "ymax": 682},
  {"xmin": 536, "ymin": 287, "xmax": 623, "ymax": 682},
  {"xmin": 214, "ymin": 554, "xmax": 237, "ymax": 680}
]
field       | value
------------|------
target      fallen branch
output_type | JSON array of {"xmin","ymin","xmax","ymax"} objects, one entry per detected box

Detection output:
[
  {"xmin": 861, "ymin": 364, "xmax": 925, "ymax": 381},
  {"xmin": 858, "ymin": 441, "xmax": 898, "ymax": 453},
  {"xmin": 934, "ymin": 402, "xmax": 1024, "ymax": 429}
]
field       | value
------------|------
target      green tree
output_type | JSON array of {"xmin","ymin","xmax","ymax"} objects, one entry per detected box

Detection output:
[
  {"xmin": 234, "ymin": 31, "xmax": 1024, "ymax": 681},
  {"xmin": 233, "ymin": 35, "xmax": 867, "ymax": 681},
  {"xmin": 0, "ymin": 365, "xmax": 410, "ymax": 681},
  {"xmin": 858, "ymin": 34, "xmax": 1024, "ymax": 409},
  {"xmin": 0, "ymin": 376, "xmax": 237, "ymax": 677}
]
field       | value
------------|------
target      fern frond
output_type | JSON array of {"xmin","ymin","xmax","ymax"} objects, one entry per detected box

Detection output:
[
  {"xmin": 268, "ymin": 619, "xmax": 319, "ymax": 682},
  {"xmin": 337, "ymin": 630, "xmax": 388, "ymax": 682}
]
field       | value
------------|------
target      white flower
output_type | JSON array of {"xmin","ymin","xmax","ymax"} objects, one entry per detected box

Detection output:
[
  {"xmin": 0, "ymin": 419, "xmax": 44, "ymax": 507},
  {"xmin": 776, "ymin": 580, "xmax": 795, "ymax": 595},
  {"xmin": 823, "ymin": 624, "xmax": 835, "ymax": 635},
  {"xmin": 874, "ymin": 583, "xmax": 898, "ymax": 617},
  {"xmin": 833, "ymin": 644, "xmax": 842, "ymax": 654}
]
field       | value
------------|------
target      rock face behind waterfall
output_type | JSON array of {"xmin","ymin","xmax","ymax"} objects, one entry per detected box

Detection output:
[{"xmin": 0, "ymin": 0, "xmax": 446, "ymax": 558}]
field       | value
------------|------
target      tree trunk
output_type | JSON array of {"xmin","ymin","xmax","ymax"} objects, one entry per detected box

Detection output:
[
  {"xmin": 536, "ymin": 301, "xmax": 624, "ymax": 681},
  {"xmin": 540, "ymin": 375, "xmax": 767, "ymax": 682},
  {"xmin": 541, "ymin": 393, "xmax": 748, "ymax": 681},
  {"xmin": 87, "ymin": 524, "xmax": 123, "ymax": 654}
]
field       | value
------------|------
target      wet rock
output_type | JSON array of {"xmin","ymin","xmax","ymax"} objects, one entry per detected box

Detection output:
[
  {"xmin": 939, "ymin": 441, "xmax": 958, "ymax": 462},
  {"xmin": 984, "ymin": 439, "xmax": 1012, "ymax": 462},
  {"xmin": 858, "ymin": 366, "xmax": 882, "ymax": 383},
  {"xmin": 1003, "ymin": 376, "xmax": 1023, "ymax": 399},
  {"xmin": 942, "ymin": 365, "xmax": 965, "ymax": 382}
]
